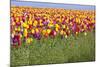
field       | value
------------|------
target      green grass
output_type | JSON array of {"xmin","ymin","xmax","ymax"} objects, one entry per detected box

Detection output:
[{"xmin": 11, "ymin": 30, "xmax": 95, "ymax": 67}]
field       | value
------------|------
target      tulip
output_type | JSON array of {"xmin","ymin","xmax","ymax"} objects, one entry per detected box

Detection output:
[
  {"xmin": 23, "ymin": 29, "xmax": 28, "ymax": 37},
  {"xmin": 12, "ymin": 33, "xmax": 21, "ymax": 47},
  {"xmin": 10, "ymin": 6, "xmax": 95, "ymax": 47},
  {"xmin": 53, "ymin": 21, "xmax": 56, "ymax": 24},
  {"xmin": 47, "ymin": 29, "xmax": 51, "ymax": 34},
  {"xmin": 50, "ymin": 30, "xmax": 57, "ymax": 38},
  {"xmin": 26, "ymin": 37, "xmax": 33, "ymax": 44},
  {"xmin": 65, "ymin": 35, "xmax": 68, "ymax": 39},
  {"xmin": 33, "ymin": 33, "xmax": 41, "ymax": 40},
  {"xmin": 62, "ymin": 25, "xmax": 66, "ymax": 29},
  {"xmin": 22, "ymin": 22, "xmax": 27, "ymax": 28},
  {"xmin": 55, "ymin": 27, "xmax": 59, "ymax": 32},
  {"xmin": 33, "ymin": 20, "xmax": 38, "ymax": 27},
  {"xmin": 28, "ymin": 20, "xmax": 32, "ymax": 25},
  {"xmin": 12, "ymin": 22, "xmax": 15, "ymax": 26},
  {"xmin": 17, "ymin": 27, "xmax": 21, "ymax": 32},
  {"xmin": 84, "ymin": 32, "xmax": 87, "ymax": 36},
  {"xmin": 60, "ymin": 30, "xmax": 64, "ymax": 35},
  {"xmin": 42, "ymin": 29, "xmax": 46, "ymax": 35},
  {"xmin": 35, "ymin": 28, "xmax": 39, "ymax": 33},
  {"xmin": 32, "ymin": 29, "xmax": 35, "ymax": 34},
  {"xmin": 43, "ymin": 21, "xmax": 48, "ymax": 25}
]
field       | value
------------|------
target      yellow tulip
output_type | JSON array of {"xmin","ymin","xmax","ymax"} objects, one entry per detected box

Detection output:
[
  {"xmin": 42, "ymin": 29, "xmax": 46, "ymax": 35},
  {"xmin": 35, "ymin": 28, "xmax": 39, "ymax": 33},
  {"xmin": 84, "ymin": 25, "xmax": 87, "ymax": 29},
  {"xmin": 19, "ymin": 34, "xmax": 22, "ymax": 38},
  {"xmin": 32, "ymin": 29, "xmax": 35, "ymax": 34},
  {"xmin": 40, "ymin": 22, "xmax": 43, "ymax": 26},
  {"xmin": 60, "ymin": 30, "xmax": 64, "ymax": 35},
  {"xmin": 22, "ymin": 23, "xmax": 27, "ymax": 28},
  {"xmin": 26, "ymin": 25, "xmax": 29, "ymax": 29},
  {"xmin": 66, "ymin": 26, "xmax": 69, "ymax": 30},
  {"xmin": 55, "ymin": 28, "xmax": 59, "ymax": 32},
  {"xmin": 28, "ymin": 20, "xmax": 32, "ymax": 25},
  {"xmin": 16, "ymin": 17, "xmax": 19, "ymax": 22},
  {"xmin": 26, "ymin": 38, "xmax": 31, "ymax": 44},
  {"xmin": 76, "ymin": 18, "xmax": 78, "ymax": 22},
  {"xmin": 55, "ymin": 24, "xmax": 59, "ymax": 28},
  {"xmin": 15, "ymin": 27, "xmax": 17, "ymax": 31},
  {"xmin": 63, "ymin": 31, "xmax": 66, "ymax": 35},
  {"xmin": 17, "ymin": 27, "xmax": 20, "ymax": 31},
  {"xmin": 47, "ymin": 29, "xmax": 51, "ymax": 34},
  {"xmin": 24, "ymin": 29, "xmax": 27, "ymax": 37},
  {"xmin": 33, "ymin": 20, "xmax": 38, "ymax": 27},
  {"xmin": 62, "ymin": 25, "xmax": 66, "ymax": 29},
  {"xmin": 24, "ymin": 32, "xmax": 27, "ymax": 37},
  {"xmin": 92, "ymin": 19, "xmax": 95, "ymax": 23},
  {"xmin": 48, "ymin": 23, "xmax": 53, "ymax": 27},
  {"xmin": 39, "ymin": 19, "xmax": 42, "ymax": 23}
]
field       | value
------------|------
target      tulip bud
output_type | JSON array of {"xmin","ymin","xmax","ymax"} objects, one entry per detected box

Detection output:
[
  {"xmin": 65, "ymin": 35, "xmax": 68, "ymax": 39},
  {"xmin": 60, "ymin": 30, "xmax": 64, "ymax": 35},
  {"xmin": 84, "ymin": 32, "xmax": 87, "ymax": 36},
  {"xmin": 76, "ymin": 32, "xmax": 78, "ymax": 35}
]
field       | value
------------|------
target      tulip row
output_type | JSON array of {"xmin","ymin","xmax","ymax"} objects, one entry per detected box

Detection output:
[{"xmin": 11, "ymin": 6, "xmax": 95, "ymax": 47}]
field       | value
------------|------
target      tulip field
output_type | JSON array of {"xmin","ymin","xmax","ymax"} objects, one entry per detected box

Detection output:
[{"xmin": 10, "ymin": 6, "xmax": 95, "ymax": 66}]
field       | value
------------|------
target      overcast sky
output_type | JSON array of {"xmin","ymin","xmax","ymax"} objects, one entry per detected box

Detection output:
[{"xmin": 11, "ymin": 0, "xmax": 95, "ymax": 10}]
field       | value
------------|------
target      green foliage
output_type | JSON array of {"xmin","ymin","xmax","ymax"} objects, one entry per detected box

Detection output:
[{"xmin": 11, "ymin": 31, "xmax": 95, "ymax": 66}]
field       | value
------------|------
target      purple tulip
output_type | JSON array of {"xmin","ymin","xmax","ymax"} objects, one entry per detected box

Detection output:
[
  {"xmin": 33, "ymin": 33, "xmax": 41, "ymax": 40},
  {"xmin": 43, "ymin": 21, "xmax": 48, "ymax": 25},
  {"xmin": 62, "ymin": 21, "xmax": 65, "ymax": 24}
]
